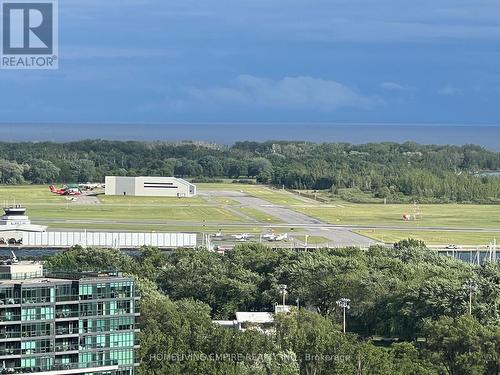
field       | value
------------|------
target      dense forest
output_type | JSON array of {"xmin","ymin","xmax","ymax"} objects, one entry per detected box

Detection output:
[
  {"xmin": 1, "ymin": 140, "xmax": 500, "ymax": 203},
  {"xmin": 45, "ymin": 241, "xmax": 500, "ymax": 375}
]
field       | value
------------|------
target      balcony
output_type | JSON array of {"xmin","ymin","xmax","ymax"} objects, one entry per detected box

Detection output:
[
  {"xmin": 0, "ymin": 315, "xmax": 21, "ymax": 323},
  {"xmin": 0, "ymin": 331, "xmax": 21, "ymax": 339},
  {"xmin": 55, "ymin": 327, "xmax": 79, "ymax": 336},
  {"xmin": 0, "ymin": 298, "xmax": 20, "ymax": 306},
  {"xmin": 55, "ymin": 343, "xmax": 79, "ymax": 352}
]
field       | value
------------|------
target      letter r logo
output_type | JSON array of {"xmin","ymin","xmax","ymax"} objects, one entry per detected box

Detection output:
[{"xmin": 2, "ymin": 2, "xmax": 53, "ymax": 54}]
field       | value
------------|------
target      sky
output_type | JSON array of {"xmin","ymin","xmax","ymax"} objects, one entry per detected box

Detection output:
[{"xmin": 1, "ymin": 0, "xmax": 500, "ymax": 127}]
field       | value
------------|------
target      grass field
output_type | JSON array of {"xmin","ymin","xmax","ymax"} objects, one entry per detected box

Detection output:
[
  {"xmin": 27, "ymin": 204, "xmax": 245, "ymax": 222},
  {"xmin": 99, "ymin": 194, "xmax": 207, "ymax": 205},
  {"xmin": 356, "ymin": 229, "xmax": 499, "ymax": 245},
  {"xmin": 0, "ymin": 185, "xmax": 245, "ymax": 224},
  {"xmin": 2, "ymin": 184, "xmax": 499, "ymax": 246},
  {"xmin": 295, "ymin": 203, "xmax": 500, "ymax": 229},
  {"xmin": 0, "ymin": 184, "xmax": 284, "ymax": 227},
  {"xmin": 0, "ymin": 185, "xmax": 64, "ymax": 203},
  {"xmin": 292, "ymin": 235, "xmax": 331, "ymax": 245}
]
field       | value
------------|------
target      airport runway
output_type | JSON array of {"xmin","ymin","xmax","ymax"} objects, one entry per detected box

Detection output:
[{"xmin": 230, "ymin": 196, "xmax": 376, "ymax": 246}]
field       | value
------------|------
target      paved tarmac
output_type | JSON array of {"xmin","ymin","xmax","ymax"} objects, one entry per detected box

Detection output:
[{"xmin": 231, "ymin": 196, "xmax": 376, "ymax": 246}]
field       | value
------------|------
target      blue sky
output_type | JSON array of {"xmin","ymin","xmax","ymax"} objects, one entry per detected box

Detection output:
[{"xmin": 1, "ymin": 0, "xmax": 500, "ymax": 125}]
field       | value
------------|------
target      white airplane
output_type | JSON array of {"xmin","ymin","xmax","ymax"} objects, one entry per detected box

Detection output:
[
  {"xmin": 231, "ymin": 233, "xmax": 251, "ymax": 241},
  {"xmin": 275, "ymin": 233, "xmax": 288, "ymax": 241},
  {"xmin": 212, "ymin": 231, "xmax": 224, "ymax": 240},
  {"xmin": 266, "ymin": 233, "xmax": 288, "ymax": 241},
  {"xmin": 262, "ymin": 232, "xmax": 276, "ymax": 240},
  {"xmin": 79, "ymin": 182, "xmax": 105, "ymax": 190}
]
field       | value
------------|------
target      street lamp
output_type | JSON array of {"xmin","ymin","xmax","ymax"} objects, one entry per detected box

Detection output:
[
  {"xmin": 463, "ymin": 279, "xmax": 478, "ymax": 315},
  {"xmin": 336, "ymin": 298, "xmax": 351, "ymax": 333}
]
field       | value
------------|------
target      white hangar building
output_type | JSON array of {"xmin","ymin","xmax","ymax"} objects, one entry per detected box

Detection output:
[{"xmin": 105, "ymin": 176, "xmax": 197, "ymax": 197}]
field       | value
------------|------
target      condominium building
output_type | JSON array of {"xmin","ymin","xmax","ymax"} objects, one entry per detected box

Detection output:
[{"xmin": 0, "ymin": 257, "xmax": 139, "ymax": 374}]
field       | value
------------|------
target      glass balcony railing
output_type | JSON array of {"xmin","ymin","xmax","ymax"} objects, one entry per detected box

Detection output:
[
  {"xmin": 0, "ymin": 348, "xmax": 19, "ymax": 356},
  {"xmin": 54, "ymin": 343, "xmax": 79, "ymax": 352},
  {"xmin": 55, "ymin": 327, "xmax": 79, "ymax": 335},
  {"xmin": 0, "ymin": 331, "xmax": 21, "ymax": 339},
  {"xmin": 55, "ymin": 311, "xmax": 79, "ymax": 319},
  {"xmin": 0, "ymin": 314, "xmax": 21, "ymax": 322},
  {"xmin": 21, "ymin": 331, "xmax": 51, "ymax": 338},
  {"xmin": 0, "ymin": 298, "xmax": 20, "ymax": 306},
  {"xmin": 0, "ymin": 359, "xmax": 125, "ymax": 373}
]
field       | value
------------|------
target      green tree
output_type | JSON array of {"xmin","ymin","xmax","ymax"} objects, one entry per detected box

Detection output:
[{"xmin": 24, "ymin": 159, "xmax": 60, "ymax": 183}]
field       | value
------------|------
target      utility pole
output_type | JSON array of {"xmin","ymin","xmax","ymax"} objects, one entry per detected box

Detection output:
[
  {"xmin": 463, "ymin": 279, "xmax": 477, "ymax": 315},
  {"xmin": 336, "ymin": 298, "xmax": 351, "ymax": 333}
]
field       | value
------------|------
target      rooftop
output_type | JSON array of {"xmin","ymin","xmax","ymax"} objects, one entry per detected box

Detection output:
[{"xmin": 0, "ymin": 253, "xmax": 128, "ymax": 284}]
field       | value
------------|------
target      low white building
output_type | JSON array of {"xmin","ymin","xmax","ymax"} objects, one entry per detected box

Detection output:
[
  {"xmin": 105, "ymin": 176, "xmax": 196, "ymax": 197},
  {"xmin": 0, "ymin": 206, "xmax": 46, "ymax": 244},
  {"xmin": 213, "ymin": 305, "xmax": 293, "ymax": 332}
]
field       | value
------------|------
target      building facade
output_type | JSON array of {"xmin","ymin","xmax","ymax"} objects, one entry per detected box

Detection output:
[
  {"xmin": 105, "ymin": 176, "xmax": 196, "ymax": 198},
  {"xmin": 0, "ymin": 260, "xmax": 139, "ymax": 374},
  {"xmin": 0, "ymin": 205, "xmax": 46, "ymax": 245}
]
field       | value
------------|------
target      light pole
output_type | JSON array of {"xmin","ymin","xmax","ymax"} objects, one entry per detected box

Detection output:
[
  {"xmin": 463, "ymin": 279, "xmax": 478, "ymax": 315},
  {"xmin": 336, "ymin": 298, "xmax": 351, "ymax": 333}
]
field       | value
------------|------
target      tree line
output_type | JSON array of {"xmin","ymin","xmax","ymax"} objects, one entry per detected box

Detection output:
[
  {"xmin": 1, "ymin": 139, "xmax": 499, "ymax": 202},
  {"xmin": 44, "ymin": 241, "xmax": 500, "ymax": 374}
]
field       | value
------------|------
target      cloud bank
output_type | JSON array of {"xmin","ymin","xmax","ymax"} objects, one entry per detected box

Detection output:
[{"xmin": 173, "ymin": 75, "xmax": 377, "ymax": 112}]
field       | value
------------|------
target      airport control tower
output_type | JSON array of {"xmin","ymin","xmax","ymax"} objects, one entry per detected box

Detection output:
[{"xmin": 0, "ymin": 205, "xmax": 46, "ymax": 244}]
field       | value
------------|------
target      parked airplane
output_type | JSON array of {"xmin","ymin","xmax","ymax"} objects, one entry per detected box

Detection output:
[
  {"xmin": 49, "ymin": 184, "xmax": 81, "ymax": 196},
  {"xmin": 265, "ymin": 233, "xmax": 288, "ymax": 241},
  {"xmin": 79, "ymin": 182, "xmax": 104, "ymax": 191},
  {"xmin": 231, "ymin": 233, "xmax": 251, "ymax": 241},
  {"xmin": 213, "ymin": 231, "xmax": 224, "ymax": 238}
]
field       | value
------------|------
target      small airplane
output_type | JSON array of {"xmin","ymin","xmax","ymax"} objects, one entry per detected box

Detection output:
[
  {"xmin": 231, "ymin": 233, "xmax": 251, "ymax": 241},
  {"xmin": 262, "ymin": 231, "xmax": 276, "ymax": 240},
  {"xmin": 213, "ymin": 231, "xmax": 224, "ymax": 238},
  {"xmin": 49, "ymin": 184, "xmax": 81, "ymax": 196},
  {"xmin": 265, "ymin": 233, "xmax": 288, "ymax": 241},
  {"xmin": 79, "ymin": 182, "xmax": 104, "ymax": 191}
]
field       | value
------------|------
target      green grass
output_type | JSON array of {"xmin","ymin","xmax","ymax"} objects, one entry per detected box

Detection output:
[
  {"xmin": 27, "ymin": 205, "xmax": 244, "ymax": 222},
  {"xmin": 0, "ymin": 185, "xmax": 244, "ymax": 223},
  {"xmin": 356, "ymin": 229, "xmax": 500, "ymax": 246},
  {"xmin": 292, "ymin": 235, "xmax": 331, "ymax": 245},
  {"xmin": 295, "ymin": 203, "xmax": 500, "ymax": 229},
  {"xmin": 0, "ymin": 185, "xmax": 63, "ymax": 203},
  {"xmin": 3, "ymin": 185, "xmax": 499, "ymax": 240},
  {"xmin": 99, "ymin": 195, "xmax": 206, "ymax": 205}
]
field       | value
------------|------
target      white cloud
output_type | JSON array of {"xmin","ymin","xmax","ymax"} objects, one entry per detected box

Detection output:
[
  {"xmin": 175, "ymin": 75, "xmax": 377, "ymax": 112},
  {"xmin": 438, "ymin": 86, "xmax": 464, "ymax": 96},
  {"xmin": 380, "ymin": 82, "xmax": 415, "ymax": 92}
]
